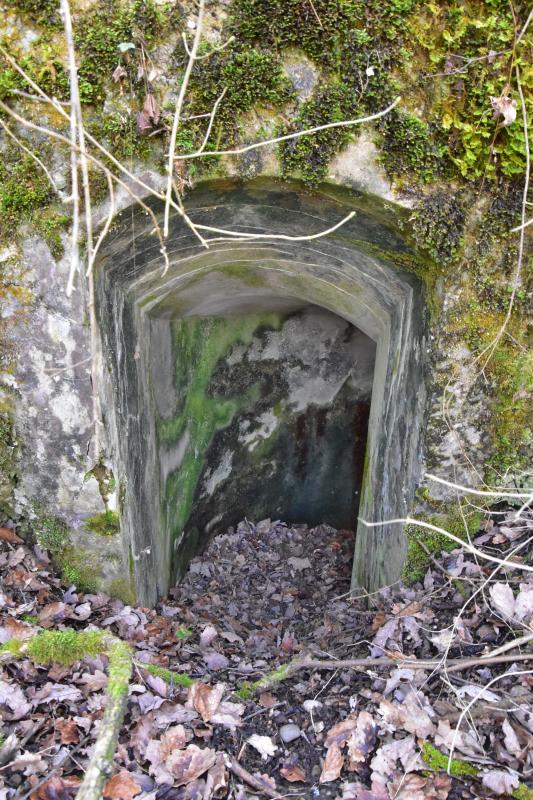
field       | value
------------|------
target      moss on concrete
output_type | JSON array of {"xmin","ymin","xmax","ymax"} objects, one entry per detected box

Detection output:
[
  {"xmin": 57, "ymin": 545, "xmax": 101, "ymax": 593},
  {"xmin": 403, "ymin": 504, "xmax": 483, "ymax": 583},
  {"xmin": 84, "ymin": 509, "xmax": 120, "ymax": 536},
  {"xmin": 159, "ymin": 313, "xmax": 282, "ymax": 575},
  {"xmin": 107, "ymin": 577, "xmax": 136, "ymax": 605}
]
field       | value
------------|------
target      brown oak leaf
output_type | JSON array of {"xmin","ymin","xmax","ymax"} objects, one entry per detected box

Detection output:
[
  {"xmin": 103, "ymin": 770, "xmax": 142, "ymax": 800},
  {"xmin": 166, "ymin": 744, "xmax": 217, "ymax": 786},
  {"xmin": 319, "ymin": 743, "xmax": 344, "ymax": 783}
]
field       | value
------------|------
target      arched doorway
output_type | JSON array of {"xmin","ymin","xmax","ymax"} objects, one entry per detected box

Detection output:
[{"xmin": 96, "ymin": 179, "xmax": 427, "ymax": 606}]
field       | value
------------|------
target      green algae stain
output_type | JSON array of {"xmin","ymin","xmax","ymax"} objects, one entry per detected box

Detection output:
[{"xmin": 158, "ymin": 312, "xmax": 282, "ymax": 577}]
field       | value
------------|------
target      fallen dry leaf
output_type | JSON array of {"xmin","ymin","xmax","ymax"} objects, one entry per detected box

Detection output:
[
  {"xmin": 188, "ymin": 682, "xmax": 225, "ymax": 722},
  {"xmin": 490, "ymin": 95, "xmax": 517, "ymax": 126},
  {"xmin": 280, "ymin": 755, "xmax": 306, "ymax": 783},
  {"xmin": 30, "ymin": 775, "xmax": 80, "ymax": 799},
  {"xmin": 166, "ymin": 744, "xmax": 217, "ymax": 786},
  {"xmin": 325, "ymin": 714, "xmax": 358, "ymax": 747},
  {"xmin": 378, "ymin": 692, "xmax": 435, "ymax": 738},
  {"xmin": 160, "ymin": 724, "xmax": 188, "ymax": 758},
  {"xmin": 0, "ymin": 526, "xmax": 23, "ymax": 544},
  {"xmin": 204, "ymin": 754, "xmax": 227, "ymax": 798},
  {"xmin": 247, "ymin": 733, "xmax": 278, "ymax": 760},
  {"xmin": 320, "ymin": 743, "xmax": 344, "ymax": 783},
  {"xmin": 481, "ymin": 769, "xmax": 520, "ymax": 795},
  {"xmin": 259, "ymin": 691, "xmax": 277, "ymax": 708},
  {"xmin": 489, "ymin": 582, "xmax": 515, "ymax": 619},
  {"xmin": 56, "ymin": 718, "xmax": 79, "ymax": 745},
  {"xmin": 103, "ymin": 770, "xmax": 142, "ymax": 799},
  {"xmin": 389, "ymin": 772, "xmax": 451, "ymax": 800},
  {"xmin": 346, "ymin": 711, "xmax": 378, "ymax": 770},
  {"xmin": 38, "ymin": 601, "xmax": 68, "ymax": 628}
]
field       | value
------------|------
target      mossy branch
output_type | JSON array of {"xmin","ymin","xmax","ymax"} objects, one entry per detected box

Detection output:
[
  {"xmin": 236, "ymin": 650, "xmax": 533, "ymax": 697},
  {"xmin": 0, "ymin": 629, "xmax": 132, "ymax": 800}
]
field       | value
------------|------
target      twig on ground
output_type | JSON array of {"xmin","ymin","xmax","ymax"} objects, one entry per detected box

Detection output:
[
  {"xmin": 224, "ymin": 754, "xmax": 279, "ymax": 799},
  {"xmin": 247, "ymin": 651, "xmax": 532, "ymax": 694},
  {"xmin": 480, "ymin": 632, "xmax": 533, "ymax": 659}
]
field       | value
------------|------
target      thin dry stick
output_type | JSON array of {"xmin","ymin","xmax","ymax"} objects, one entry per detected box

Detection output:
[
  {"xmin": 61, "ymin": 0, "xmax": 93, "ymax": 295},
  {"xmin": 87, "ymin": 171, "xmax": 115, "ymax": 277},
  {"xmin": 359, "ymin": 517, "xmax": 533, "ymax": 573},
  {"xmin": 447, "ymin": 669, "xmax": 533, "ymax": 773},
  {"xmin": 481, "ymin": 632, "xmax": 533, "ymax": 659},
  {"xmin": 174, "ymin": 96, "xmax": 402, "ymax": 160},
  {"xmin": 164, "ymin": 0, "xmax": 205, "ymax": 236},
  {"xmin": 250, "ymin": 652, "xmax": 532, "ymax": 694},
  {"xmin": 224, "ymin": 755, "xmax": 279, "ymax": 799},
  {"xmin": 195, "ymin": 86, "xmax": 227, "ymax": 155},
  {"xmin": 192, "ymin": 210, "xmax": 356, "ymax": 241}
]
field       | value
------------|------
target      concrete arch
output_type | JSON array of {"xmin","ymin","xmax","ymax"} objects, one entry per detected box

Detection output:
[{"xmin": 96, "ymin": 178, "xmax": 427, "ymax": 606}]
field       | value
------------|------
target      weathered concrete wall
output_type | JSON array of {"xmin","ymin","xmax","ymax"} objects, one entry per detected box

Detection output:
[{"xmin": 1, "ymin": 0, "xmax": 530, "ymax": 603}]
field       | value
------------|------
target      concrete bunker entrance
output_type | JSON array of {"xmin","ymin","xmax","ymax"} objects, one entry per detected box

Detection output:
[{"xmin": 97, "ymin": 179, "xmax": 427, "ymax": 607}]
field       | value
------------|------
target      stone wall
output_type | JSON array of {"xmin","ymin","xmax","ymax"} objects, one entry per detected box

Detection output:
[{"xmin": 0, "ymin": 0, "xmax": 530, "ymax": 603}]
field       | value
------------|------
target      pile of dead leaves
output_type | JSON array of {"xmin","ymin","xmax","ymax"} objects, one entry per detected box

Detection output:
[{"xmin": 0, "ymin": 512, "xmax": 531, "ymax": 799}]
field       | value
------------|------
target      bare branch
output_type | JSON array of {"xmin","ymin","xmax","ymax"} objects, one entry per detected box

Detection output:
[
  {"xmin": 358, "ymin": 517, "xmax": 533, "ymax": 573},
  {"xmin": 164, "ymin": 0, "xmax": 205, "ymax": 236},
  {"xmin": 0, "ymin": 99, "xmax": 171, "ymax": 274},
  {"xmin": 174, "ymin": 97, "xmax": 402, "ymax": 160},
  {"xmin": 87, "ymin": 171, "xmax": 115, "ymax": 278},
  {"xmin": 195, "ymin": 210, "xmax": 356, "ymax": 242},
  {"xmin": 61, "ymin": 0, "xmax": 93, "ymax": 296},
  {"xmin": 195, "ymin": 87, "xmax": 227, "ymax": 155}
]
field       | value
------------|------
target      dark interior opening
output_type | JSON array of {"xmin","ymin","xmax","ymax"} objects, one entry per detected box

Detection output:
[{"xmin": 160, "ymin": 304, "xmax": 376, "ymax": 578}]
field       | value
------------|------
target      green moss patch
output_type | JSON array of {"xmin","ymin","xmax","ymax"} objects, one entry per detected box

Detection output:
[
  {"xmin": 84, "ymin": 509, "xmax": 120, "ymax": 537},
  {"xmin": 422, "ymin": 742, "xmax": 533, "ymax": 799},
  {"xmin": 0, "ymin": 150, "xmax": 54, "ymax": 241},
  {"xmin": 27, "ymin": 629, "xmax": 105, "ymax": 665},
  {"xmin": 403, "ymin": 505, "xmax": 483, "ymax": 583}
]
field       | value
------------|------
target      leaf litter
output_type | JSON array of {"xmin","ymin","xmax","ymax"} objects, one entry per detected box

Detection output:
[{"xmin": 0, "ymin": 512, "xmax": 531, "ymax": 798}]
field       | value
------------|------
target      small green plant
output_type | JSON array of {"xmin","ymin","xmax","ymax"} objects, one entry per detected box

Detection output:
[
  {"xmin": 58, "ymin": 546, "xmax": 101, "ymax": 593},
  {"xmin": 403, "ymin": 506, "xmax": 483, "ymax": 583},
  {"xmin": 20, "ymin": 614, "xmax": 39, "ymax": 624},
  {"xmin": 175, "ymin": 626, "xmax": 193, "ymax": 639},
  {"xmin": 422, "ymin": 742, "xmax": 533, "ymax": 799}
]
